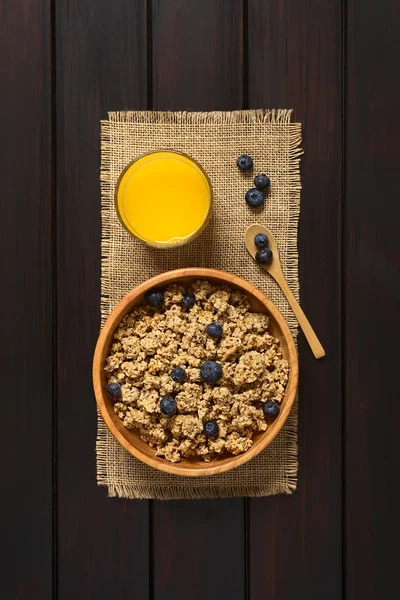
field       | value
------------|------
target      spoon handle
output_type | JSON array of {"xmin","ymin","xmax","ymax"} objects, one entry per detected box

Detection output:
[{"xmin": 273, "ymin": 273, "xmax": 326, "ymax": 359}]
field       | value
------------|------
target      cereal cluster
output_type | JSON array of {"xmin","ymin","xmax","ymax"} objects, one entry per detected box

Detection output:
[{"xmin": 105, "ymin": 281, "xmax": 289, "ymax": 463}]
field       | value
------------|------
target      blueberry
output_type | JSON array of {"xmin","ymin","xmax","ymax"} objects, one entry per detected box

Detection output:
[
  {"xmin": 255, "ymin": 248, "xmax": 273, "ymax": 265},
  {"xmin": 254, "ymin": 174, "xmax": 270, "ymax": 190},
  {"xmin": 236, "ymin": 154, "xmax": 253, "ymax": 171},
  {"xmin": 254, "ymin": 233, "xmax": 269, "ymax": 249},
  {"xmin": 160, "ymin": 395, "xmax": 177, "ymax": 416},
  {"xmin": 182, "ymin": 294, "xmax": 195, "ymax": 309},
  {"xmin": 263, "ymin": 400, "xmax": 280, "ymax": 419},
  {"xmin": 145, "ymin": 289, "xmax": 164, "ymax": 308},
  {"xmin": 106, "ymin": 382, "xmax": 121, "ymax": 398},
  {"xmin": 245, "ymin": 188, "xmax": 264, "ymax": 208},
  {"xmin": 200, "ymin": 361, "xmax": 223, "ymax": 383},
  {"xmin": 170, "ymin": 367, "xmax": 187, "ymax": 383},
  {"xmin": 204, "ymin": 420, "xmax": 219, "ymax": 438},
  {"xmin": 205, "ymin": 322, "xmax": 223, "ymax": 338}
]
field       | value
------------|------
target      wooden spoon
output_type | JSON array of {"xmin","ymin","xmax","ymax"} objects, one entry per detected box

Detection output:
[{"xmin": 245, "ymin": 224, "xmax": 326, "ymax": 359}]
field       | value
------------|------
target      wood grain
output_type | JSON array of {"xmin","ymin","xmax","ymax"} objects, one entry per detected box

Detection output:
[
  {"xmin": 346, "ymin": 1, "xmax": 400, "ymax": 597},
  {"xmin": 152, "ymin": 0, "xmax": 243, "ymax": 110},
  {"xmin": 0, "ymin": 1, "xmax": 53, "ymax": 597},
  {"xmin": 247, "ymin": 1, "xmax": 343, "ymax": 598},
  {"xmin": 151, "ymin": 2, "xmax": 246, "ymax": 598},
  {"xmin": 153, "ymin": 498, "xmax": 245, "ymax": 597},
  {"xmin": 93, "ymin": 268, "xmax": 298, "ymax": 476},
  {"xmin": 55, "ymin": 1, "xmax": 150, "ymax": 597}
]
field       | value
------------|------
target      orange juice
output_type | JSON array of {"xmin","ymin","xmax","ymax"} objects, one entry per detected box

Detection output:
[{"xmin": 115, "ymin": 151, "xmax": 212, "ymax": 247}]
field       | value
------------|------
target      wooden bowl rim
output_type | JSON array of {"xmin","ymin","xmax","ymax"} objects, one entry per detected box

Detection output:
[{"xmin": 93, "ymin": 268, "xmax": 298, "ymax": 477}]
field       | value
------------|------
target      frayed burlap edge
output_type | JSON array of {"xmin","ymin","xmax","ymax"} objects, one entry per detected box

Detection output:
[
  {"xmin": 97, "ymin": 109, "xmax": 301, "ymax": 500},
  {"xmin": 106, "ymin": 108, "xmax": 294, "ymax": 125}
]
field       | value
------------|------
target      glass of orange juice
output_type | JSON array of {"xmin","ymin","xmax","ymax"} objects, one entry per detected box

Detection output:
[{"xmin": 114, "ymin": 151, "xmax": 213, "ymax": 248}]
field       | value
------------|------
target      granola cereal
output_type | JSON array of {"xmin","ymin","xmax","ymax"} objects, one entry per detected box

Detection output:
[{"xmin": 105, "ymin": 281, "xmax": 289, "ymax": 463}]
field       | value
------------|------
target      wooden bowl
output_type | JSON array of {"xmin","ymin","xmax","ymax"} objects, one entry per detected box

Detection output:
[{"xmin": 93, "ymin": 268, "xmax": 298, "ymax": 476}]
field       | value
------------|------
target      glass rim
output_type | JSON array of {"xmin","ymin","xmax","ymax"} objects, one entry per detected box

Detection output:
[{"xmin": 114, "ymin": 150, "xmax": 214, "ymax": 249}]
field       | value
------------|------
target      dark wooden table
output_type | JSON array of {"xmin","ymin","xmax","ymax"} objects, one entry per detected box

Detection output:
[{"xmin": 2, "ymin": 1, "xmax": 399, "ymax": 598}]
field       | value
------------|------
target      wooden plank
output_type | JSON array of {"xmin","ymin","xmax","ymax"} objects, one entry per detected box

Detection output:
[
  {"xmin": 55, "ymin": 2, "xmax": 150, "ymax": 597},
  {"xmin": 152, "ymin": 0, "xmax": 243, "ymax": 110},
  {"xmin": 153, "ymin": 498, "xmax": 245, "ymax": 598},
  {"xmin": 346, "ymin": 1, "xmax": 400, "ymax": 597},
  {"xmin": 0, "ymin": 1, "xmax": 53, "ymax": 597},
  {"xmin": 247, "ymin": 1, "xmax": 343, "ymax": 598},
  {"xmin": 151, "ymin": 2, "xmax": 246, "ymax": 599}
]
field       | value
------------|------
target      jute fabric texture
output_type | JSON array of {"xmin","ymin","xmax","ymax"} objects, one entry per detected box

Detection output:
[{"xmin": 98, "ymin": 109, "xmax": 302, "ymax": 499}]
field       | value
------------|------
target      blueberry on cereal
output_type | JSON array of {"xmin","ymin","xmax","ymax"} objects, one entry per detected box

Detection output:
[
  {"xmin": 200, "ymin": 361, "xmax": 223, "ymax": 383},
  {"xmin": 170, "ymin": 367, "xmax": 187, "ymax": 383},
  {"xmin": 182, "ymin": 294, "xmax": 195, "ymax": 308},
  {"xmin": 204, "ymin": 420, "xmax": 219, "ymax": 437},
  {"xmin": 145, "ymin": 288, "xmax": 164, "ymax": 308},
  {"xmin": 106, "ymin": 382, "xmax": 121, "ymax": 398},
  {"xmin": 263, "ymin": 400, "xmax": 280, "ymax": 419},
  {"xmin": 205, "ymin": 322, "xmax": 223, "ymax": 338},
  {"xmin": 160, "ymin": 395, "xmax": 177, "ymax": 416}
]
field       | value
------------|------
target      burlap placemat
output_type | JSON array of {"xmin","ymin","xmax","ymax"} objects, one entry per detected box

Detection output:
[{"xmin": 98, "ymin": 109, "xmax": 302, "ymax": 499}]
